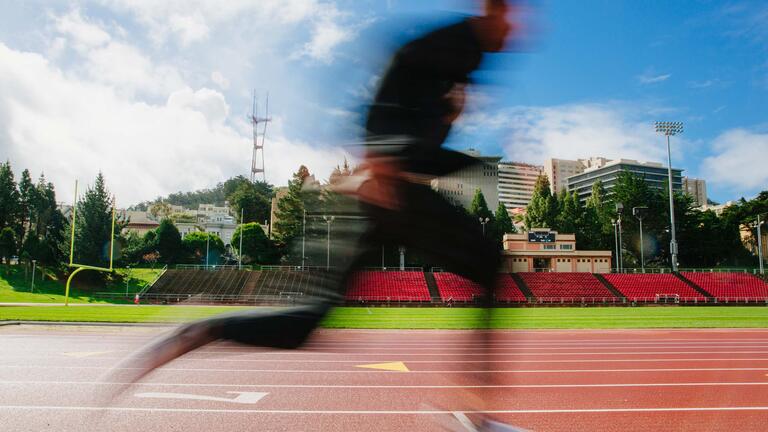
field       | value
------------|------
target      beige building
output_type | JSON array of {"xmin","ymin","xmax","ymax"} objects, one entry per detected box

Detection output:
[
  {"xmin": 120, "ymin": 210, "xmax": 160, "ymax": 236},
  {"xmin": 431, "ymin": 148, "xmax": 501, "ymax": 210},
  {"xmin": 683, "ymin": 177, "xmax": 708, "ymax": 207},
  {"xmin": 501, "ymin": 229, "xmax": 612, "ymax": 273},
  {"xmin": 544, "ymin": 157, "xmax": 611, "ymax": 195},
  {"xmin": 497, "ymin": 162, "xmax": 543, "ymax": 211}
]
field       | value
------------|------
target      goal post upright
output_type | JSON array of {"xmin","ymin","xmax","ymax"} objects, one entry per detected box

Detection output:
[{"xmin": 64, "ymin": 180, "xmax": 118, "ymax": 306}]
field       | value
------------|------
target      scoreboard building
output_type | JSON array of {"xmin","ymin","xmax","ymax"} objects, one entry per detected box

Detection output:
[{"xmin": 501, "ymin": 229, "xmax": 612, "ymax": 273}]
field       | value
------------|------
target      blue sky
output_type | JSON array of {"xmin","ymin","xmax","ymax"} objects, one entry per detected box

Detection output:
[{"xmin": 0, "ymin": 0, "xmax": 766, "ymax": 205}]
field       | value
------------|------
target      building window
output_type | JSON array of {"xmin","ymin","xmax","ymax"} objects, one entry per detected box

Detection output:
[
  {"xmin": 543, "ymin": 245, "xmax": 556, "ymax": 250},
  {"xmin": 560, "ymin": 244, "xmax": 573, "ymax": 250}
]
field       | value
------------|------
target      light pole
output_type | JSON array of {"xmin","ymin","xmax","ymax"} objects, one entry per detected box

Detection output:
[
  {"xmin": 30, "ymin": 259, "xmax": 36, "ymax": 293},
  {"xmin": 655, "ymin": 121, "xmax": 683, "ymax": 272},
  {"xmin": 758, "ymin": 214, "xmax": 765, "ymax": 275},
  {"xmin": 633, "ymin": 206, "xmax": 648, "ymax": 272},
  {"xmin": 302, "ymin": 209, "xmax": 306, "ymax": 269},
  {"xmin": 238, "ymin": 208, "xmax": 244, "ymax": 270},
  {"xmin": 611, "ymin": 219, "xmax": 619, "ymax": 272},
  {"xmin": 616, "ymin": 203, "xmax": 624, "ymax": 272},
  {"xmin": 479, "ymin": 217, "xmax": 490, "ymax": 236},
  {"xmin": 205, "ymin": 233, "xmax": 210, "ymax": 269},
  {"xmin": 125, "ymin": 265, "xmax": 131, "ymax": 296},
  {"xmin": 323, "ymin": 215, "xmax": 334, "ymax": 270}
]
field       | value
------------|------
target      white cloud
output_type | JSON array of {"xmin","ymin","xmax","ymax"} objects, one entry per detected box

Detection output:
[
  {"xmin": 210, "ymin": 71, "xmax": 229, "ymax": 90},
  {"xmin": 637, "ymin": 73, "xmax": 671, "ymax": 84},
  {"xmin": 54, "ymin": 9, "xmax": 111, "ymax": 51},
  {"xmin": 701, "ymin": 128, "xmax": 768, "ymax": 192},
  {"xmin": 301, "ymin": 13, "xmax": 355, "ymax": 62},
  {"xmin": 168, "ymin": 12, "xmax": 210, "ymax": 46},
  {"xmin": 461, "ymin": 103, "xmax": 676, "ymax": 165},
  {"xmin": 0, "ymin": 42, "xmax": 346, "ymax": 205}
]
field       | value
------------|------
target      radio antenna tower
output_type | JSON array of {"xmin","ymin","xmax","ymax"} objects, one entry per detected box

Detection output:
[{"xmin": 250, "ymin": 90, "xmax": 271, "ymax": 183}]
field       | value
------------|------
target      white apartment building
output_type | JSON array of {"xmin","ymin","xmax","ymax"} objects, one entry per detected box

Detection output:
[
  {"xmin": 498, "ymin": 161, "xmax": 543, "ymax": 212},
  {"xmin": 431, "ymin": 148, "xmax": 501, "ymax": 210},
  {"xmin": 683, "ymin": 177, "xmax": 708, "ymax": 207},
  {"xmin": 544, "ymin": 157, "xmax": 612, "ymax": 195}
]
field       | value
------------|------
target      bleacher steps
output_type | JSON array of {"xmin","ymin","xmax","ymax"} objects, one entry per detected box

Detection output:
[
  {"xmin": 673, "ymin": 272, "xmax": 714, "ymax": 300},
  {"xmin": 593, "ymin": 273, "xmax": 625, "ymax": 300},
  {"xmin": 424, "ymin": 273, "xmax": 442, "ymax": 301},
  {"xmin": 510, "ymin": 273, "xmax": 535, "ymax": 301}
]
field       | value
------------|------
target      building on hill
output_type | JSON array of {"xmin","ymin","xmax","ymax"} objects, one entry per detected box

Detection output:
[
  {"xmin": 500, "ymin": 228, "xmax": 612, "ymax": 273},
  {"xmin": 497, "ymin": 161, "xmax": 543, "ymax": 212},
  {"xmin": 431, "ymin": 148, "xmax": 501, "ymax": 210},
  {"xmin": 683, "ymin": 177, "xmax": 707, "ymax": 207},
  {"xmin": 120, "ymin": 210, "xmax": 160, "ymax": 236},
  {"xmin": 567, "ymin": 159, "xmax": 683, "ymax": 203}
]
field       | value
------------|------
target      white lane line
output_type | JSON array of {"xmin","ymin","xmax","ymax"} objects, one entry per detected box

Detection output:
[
  {"xmin": 5, "ymin": 357, "xmax": 768, "ymax": 364},
  {"xmin": 188, "ymin": 350, "xmax": 768, "ymax": 356},
  {"xmin": 135, "ymin": 391, "xmax": 268, "ymax": 404},
  {"xmin": 302, "ymin": 340, "xmax": 768, "ymax": 346},
  {"xmin": 5, "ymin": 380, "xmax": 768, "ymax": 389},
  {"xmin": 2, "ymin": 365, "xmax": 768, "ymax": 373},
  {"xmin": 2, "ymin": 405, "xmax": 768, "ymax": 414}
]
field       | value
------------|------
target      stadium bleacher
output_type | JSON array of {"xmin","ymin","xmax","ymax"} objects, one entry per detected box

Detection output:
[
  {"xmin": 680, "ymin": 272, "xmax": 768, "ymax": 302},
  {"xmin": 345, "ymin": 271, "xmax": 431, "ymax": 302},
  {"xmin": 433, "ymin": 272, "xmax": 484, "ymax": 302},
  {"xmin": 519, "ymin": 272, "xmax": 616, "ymax": 302},
  {"xmin": 495, "ymin": 274, "xmax": 528, "ymax": 303},
  {"xmin": 603, "ymin": 273, "xmax": 707, "ymax": 302}
]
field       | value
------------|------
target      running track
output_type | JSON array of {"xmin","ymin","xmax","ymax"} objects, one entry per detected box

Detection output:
[{"xmin": 1, "ymin": 325, "xmax": 768, "ymax": 431}]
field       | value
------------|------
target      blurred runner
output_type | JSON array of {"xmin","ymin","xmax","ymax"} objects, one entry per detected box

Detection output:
[{"xmin": 117, "ymin": 1, "xmax": 522, "ymax": 429}]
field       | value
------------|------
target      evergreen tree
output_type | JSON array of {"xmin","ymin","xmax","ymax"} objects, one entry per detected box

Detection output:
[
  {"xmin": 0, "ymin": 161, "xmax": 19, "ymax": 230},
  {"xmin": 74, "ymin": 173, "xmax": 123, "ymax": 267},
  {"xmin": 468, "ymin": 189, "xmax": 493, "ymax": 221},
  {"xmin": 16, "ymin": 169, "xmax": 35, "ymax": 243},
  {"xmin": 155, "ymin": 219, "xmax": 184, "ymax": 264},
  {"xmin": 524, "ymin": 175, "xmax": 557, "ymax": 230},
  {"xmin": 492, "ymin": 202, "xmax": 516, "ymax": 246},
  {"xmin": 274, "ymin": 166, "xmax": 318, "ymax": 245},
  {"xmin": 556, "ymin": 190, "xmax": 579, "ymax": 234},
  {"xmin": 0, "ymin": 227, "xmax": 16, "ymax": 264}
]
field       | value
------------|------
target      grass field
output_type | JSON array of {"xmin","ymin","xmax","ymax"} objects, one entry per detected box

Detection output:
[
  {"xmin": 3, "ymin": 305, "xmax": 768, "ymax": 328},
  {"xmin": 0, "ymin": 266, "xmax": 163, "ymax": 304}
]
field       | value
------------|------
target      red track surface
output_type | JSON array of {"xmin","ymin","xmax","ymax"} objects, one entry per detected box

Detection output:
[{"xmin": 2, "ymin": 326, "xmax": 768, "ymax": 431}]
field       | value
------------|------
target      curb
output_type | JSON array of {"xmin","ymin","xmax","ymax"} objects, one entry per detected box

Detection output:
[{"xmin": 0, "ymin": 320, "xmax": 175, "ymax": 327}]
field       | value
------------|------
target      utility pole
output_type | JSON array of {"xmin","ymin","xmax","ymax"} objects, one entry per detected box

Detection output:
[
  {"xmin": 302, "ymin": 209, "xmax": 306, "ymax": 269},
  {"xmin": 616, "ymin": 203, "xmax": 624, "ymax": 272},
  {"xmin": 323, "ymin": 215, "xmax": 334, "ymax": 270},
  {"xmin": 238, "ymin": 208, "xmax": 244, "ymax": 270},
  {"xmin": 633, "ymin": 206, "xmax": 648, "ymax": 273}
]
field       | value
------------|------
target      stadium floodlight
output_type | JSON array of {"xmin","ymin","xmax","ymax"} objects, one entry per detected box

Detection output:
[
  {"xmin": 655, "ymin": 121, "xmax": 683, "ymax": 272},
  {"xmin": 611, "ymin": 218, "xmax": 619, "ymax": 272},
  {"xmin": 633, "ymin": 206, "xmax": 649, "ymax": 272}
]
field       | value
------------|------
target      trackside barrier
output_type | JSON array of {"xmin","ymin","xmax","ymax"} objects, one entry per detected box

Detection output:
[{"xmin": 138, "ymin": 264, "xmax": 167, "ymax": 297}]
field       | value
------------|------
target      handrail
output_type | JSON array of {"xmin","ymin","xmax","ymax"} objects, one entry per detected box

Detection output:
[{"xmin": 138, "ymin": 265, "xmax": 167, "ymax": 296}]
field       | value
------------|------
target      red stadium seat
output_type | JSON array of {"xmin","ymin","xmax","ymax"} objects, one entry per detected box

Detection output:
[
  {"xmin": 603, "ymin": 273, "xmax": 706, "ymax": 302},
  {"xmin": 680, "ymin": 272, "xmax": 768, "ymax": 302},
  {"xmin": 519, "ymin": 272, "xmax": 615, "ymax": 302},
  {"xmin": 345, "ymin": 271, "xmax": 431, "ymax": 302}
]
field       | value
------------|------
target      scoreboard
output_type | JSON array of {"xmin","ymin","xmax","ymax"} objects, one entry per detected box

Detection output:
[{"xmin": 528, "ymin": 231, "xmax": 556, "ymax": 243}]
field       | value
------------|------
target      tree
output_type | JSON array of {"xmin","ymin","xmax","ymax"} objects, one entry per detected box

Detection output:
[
  {"xmin": 578, "ymin": 181, "xmax": 611, "ymax": 251},
  {"xmin": 524, "ymin": 175, "xmax": 558, "ymax": 230},
  {"xmin": 0, "ymin": 161, "xmax": 19, "ymax": 230},
  {"xmin": 232, "ymin": 223, "xmax": 276, "ymax": 264},
  {"xmin": 155, "ymin": 219, "xmax": 184, "ymax": 263},
  {"xmin": 469, "ymin": 189, "xmax": 494, "ymax": 221},
  {"xmin": 149, "ymin": 202, "xmax": 173, "ymax": 220},
  {"xmin": 492, "ymin": 202, "xmax": 516, "ymax": 246},
  {"xmin": 0, "ymin": 227, "xmax": 16, "ymax": 264},
  {"xmin": 74, "ymin": 173, "xmax": 124, "ymax": 267},
  {"xmin": 274, "ymin": 166, "xmax": 318, "ymax": 245},
  {"xmin": 16, "ymin": 169, "xmax": 35, "ymax": 244},
  {"xmin": 556, "ymin": 191, "xmax": 579, "ymax": 234},
  {"xmin": 229, "ymin": 182, "xmax": 271, "ymax": 224},
  {"xmin": 182, "ymin": 231, "xmax": 225, "ymax": 264}
]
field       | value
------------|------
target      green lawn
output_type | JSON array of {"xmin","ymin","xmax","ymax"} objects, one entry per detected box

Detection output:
[
  {"xmin": 3, "ymin": 305, "xmax": 768, "ymax": 328},
  {"xmin": 0, "ymin": 266, "xmax": 163, "ymax": 304}
]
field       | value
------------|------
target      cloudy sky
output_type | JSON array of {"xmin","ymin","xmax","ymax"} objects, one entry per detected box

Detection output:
[{"xmin": 1, "ymin": 0, "xmax": 766, "ymax": 206}]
